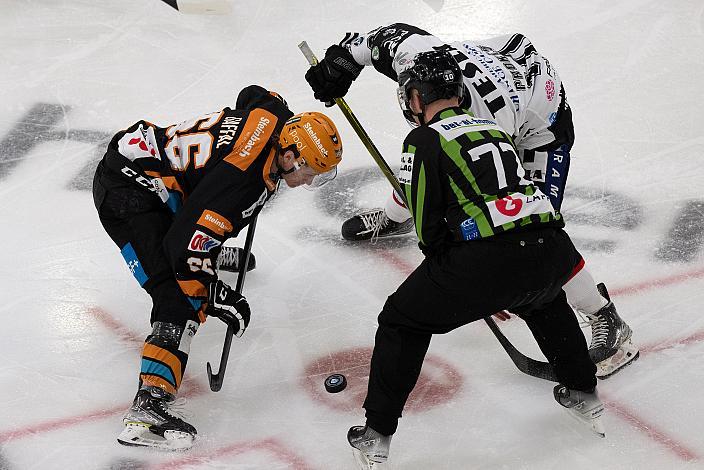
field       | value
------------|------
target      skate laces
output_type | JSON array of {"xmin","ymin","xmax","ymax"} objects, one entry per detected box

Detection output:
[
  {"xmin": 217, "ymin": 247, "xmax": 238, "ymax": 269},
  {"xmin": 586, "ymin": 312, "xmax": 610, "ymax": 349},
  {"xmin": 167, "ymin": 398, "xmax": 192, "ymax": 420},
  {"xmin": 155, "ymin": 397, "xmax": 192, "ymax": 421},
  {"xmin": 359, "ymin": 210, "xmax": 388, "ymax": 244}
]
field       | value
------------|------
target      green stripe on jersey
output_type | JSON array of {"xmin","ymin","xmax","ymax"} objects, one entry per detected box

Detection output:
[
  {"xmin": 403, "ymin": 144, "xmax": 416, "ymax": 217},
  {"xmin": 415, "ymin": 162, "xmax": 427, "ymax": 244},
  {"xmin": 441, "ymin": 138, "xmax": 482, "ymax": 195},
  {"xmin": 448, "ymin": 176, "xmax": 494, "ymax": 237}
]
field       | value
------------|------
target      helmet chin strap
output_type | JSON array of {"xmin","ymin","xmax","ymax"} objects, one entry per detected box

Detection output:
[
  {"xmin": 412, "ymin": 101, "xmax": 427, "ymax": 126},
  {"xmin": 272, "ymin": 145, "xmax": 297, "ymax": 179}
]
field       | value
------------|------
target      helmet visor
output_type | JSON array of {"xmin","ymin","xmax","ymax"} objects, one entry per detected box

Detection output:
[
  {"xmin": 294, "ymin": 158, "xmax": 338, "ymax": 189},
  {"xmin": 308, "ymin": 166, "xmax": 337, "ymax": 188}
]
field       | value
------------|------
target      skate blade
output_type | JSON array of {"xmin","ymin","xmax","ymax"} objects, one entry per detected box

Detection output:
[
  {"xmin": 351, "ymin": 447, "xmax": 389, "ymax": 469},
  {"xmin": 596, "ymin": 340, "xmax": 640, "ymax": 379},
  {"xmin": 117, "ymin": 422, "xmax": 194, "ymax": 450},
  {"xmin": 566, "ymin": 406, "xmax": 606, "ymax": 438}
]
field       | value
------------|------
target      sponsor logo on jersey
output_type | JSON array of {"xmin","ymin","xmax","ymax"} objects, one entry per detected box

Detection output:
[
  {"xmin": 430, "ymin": 115, "xmax": 499, "ymax": 140},
  {"xmin": 238, "ymin": 116, "xmax": 271, "ymax": 157},
  {"xmin": 545, "ymin": 79, "xmax": 555, "ymax": 101},
  {"xmin": 371, "ymin": 46, "xmax": 380, "ymax": 61},
  {"xmin": 398, "ymin": 152, "xmax": 414, "ymax": 185},
  {"xmin": 460, "ymin": 217, "xmax": 481, "ymax": 240},
  {"xmin": 439, "ymin": 117, "xmax": 496, "ymax": 130},
  {"xmin": 477, "ymin": 44, "xmax": 527, "ymax": 92},
  {"xmin": 189, "ymin": 230, "xmax": 221, "ymax": 253},
  {"xmin": 495, "ymin": 195, "xmax": 523, "ymax": 216},
  {"xmin": 197, "ymin": 210, "xmax": 233, "ymax": 236},
  {"xmin": 487, "ymin": 191, "xmax": 554, "ymax": 226},
  {"xmin": 216, "ymin": 116, "xmax": 242, "ymax": 149}
]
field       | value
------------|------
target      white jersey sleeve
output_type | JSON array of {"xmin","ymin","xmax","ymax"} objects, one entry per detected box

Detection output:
[
  {"xmin": 340, "ymin": 25, "xmax": 562, "ymax": 150},
  {"xmin": 340, "ymin": 23, "xmax": 443, "ymax": 80}
]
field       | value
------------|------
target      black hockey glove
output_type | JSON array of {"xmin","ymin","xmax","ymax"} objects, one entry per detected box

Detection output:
[
  {"xmin": 207, "ymin": 280, "xmax": 251, "ymax": 337},
  {"xmin": 305, "ymin": 45, "xmax": 363, "ymax": 104}
]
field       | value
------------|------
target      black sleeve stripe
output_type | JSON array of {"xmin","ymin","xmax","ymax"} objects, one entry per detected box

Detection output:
[
  {"xmin": 498, "ymin": 33, "xmax": 525, "ymax": 55},
  {"xmin": 339, "ymin": 32, "xmax": 360, "ymax": 48}
]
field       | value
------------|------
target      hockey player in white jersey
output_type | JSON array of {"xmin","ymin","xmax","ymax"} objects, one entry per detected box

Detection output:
[{"xmin": 305, "ymin": 23, "xmax": 638, "ymax": 379}]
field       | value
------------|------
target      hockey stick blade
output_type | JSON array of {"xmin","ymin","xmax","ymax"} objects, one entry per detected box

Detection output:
[
  {"xmin": 484, "ymin": 318, "xmax": 558, "ymax": 382},
  {"xmin": 173, "ymin": 0, "xmax": 231, "ymax": 15}
]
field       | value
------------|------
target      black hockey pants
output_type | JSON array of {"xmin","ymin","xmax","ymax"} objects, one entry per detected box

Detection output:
[
  {"xmin": 363, "ymin": 227, "xmax": 597, "ymax": 436},
  {"xmin": 92, "ymin": 159, "xmax": 200, "ymax": 328}
]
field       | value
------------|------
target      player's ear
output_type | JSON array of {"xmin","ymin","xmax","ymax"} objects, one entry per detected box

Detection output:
[{"xmin": 279, "ymin": 149, "xmax": 297, "ymax": 172}]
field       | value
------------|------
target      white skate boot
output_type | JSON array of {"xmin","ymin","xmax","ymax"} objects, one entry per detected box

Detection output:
[
  {"xmin": 553, "ymin": 384, "xmax": 606, "ymax": 438},
  {"xmin": 348, "ymin": 425, "xmax": 392, "ymax": 469}
]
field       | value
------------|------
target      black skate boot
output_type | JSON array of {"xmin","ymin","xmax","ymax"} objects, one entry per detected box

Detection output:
[
  {"xmin": 216, "ymin": 246, "xmax": 256, "ymax": 273},
  {"xmin": 587, "ymin": 283, "xmax": 639, "ymax": 379},
  {"xmin": 341, "ymin": 208, "xmax": 414, "ymax": 241},
  {"xmin": 553, "ymin": 384, "xmax": 605, "ymax": 437},
  {"xmin": 347, "ymin": 425, "xmax": 392, "ymax": 469},
  {"xmin": 117, "ymin": 387, "xmax": 196, "ymax": 450}
]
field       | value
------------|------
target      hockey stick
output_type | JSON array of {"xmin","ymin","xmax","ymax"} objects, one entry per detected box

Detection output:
[
  {"xmin": 206, "ymin": 213, "xmax": 259, "ymax": 392},
  {"xmin": 161, "ymin": 0, "xmax": 231, "ymax": 14},
  {"xmin": 298, "ymin": 41, "xmax": 406, "ymax": 203},
  {"xmin": 483, "ymin": 317, "xmax": 557, "ymax": 381},
  {"xmin": 298, "ymin": 41, "xmax": 557, "ymax": 383}
]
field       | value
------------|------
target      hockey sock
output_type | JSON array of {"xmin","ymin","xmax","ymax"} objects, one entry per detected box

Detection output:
[
  {"xmin": 139, "ymin": 321, "xmax": 198, "ymax": 396},
  {"xmin": 562, "ymin": 263, "xmax": 608, "ymax": 315},
  {"xmin": 384, "ymin": 190, "xmax": 412, "ymax": 223}
]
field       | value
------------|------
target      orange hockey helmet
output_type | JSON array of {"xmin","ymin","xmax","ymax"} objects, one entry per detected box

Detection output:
[{"xmin": 279, "ymin": 112, "xmax": 343, "ymax": 174}]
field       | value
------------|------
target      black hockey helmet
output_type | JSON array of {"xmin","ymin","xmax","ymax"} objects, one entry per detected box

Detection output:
[{"xmin": 397, "ymin": 49, "xmax": 464, "ymax": 124}]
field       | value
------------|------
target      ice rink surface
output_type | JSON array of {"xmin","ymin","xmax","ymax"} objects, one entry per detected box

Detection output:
[{"xmin": 1, "ymin": 0, "xmax": 703, "ymax": 468}]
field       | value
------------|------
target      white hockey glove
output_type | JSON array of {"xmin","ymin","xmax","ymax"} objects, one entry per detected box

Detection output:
[{"xmin": 207, "ymin": 280, "xmax": 251, "ymax": 337}]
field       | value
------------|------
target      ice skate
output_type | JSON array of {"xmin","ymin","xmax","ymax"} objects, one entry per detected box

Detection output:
[
  {"xmin": 216, "ymin": 246, "xmax": 256, "ymax": 273},
  {"xmin": 341, "ymin": 209, "xmax": 414, "ymax": 241},
  {"xmin": 553, "ymin": 384, "xmax": 605, "ymax": 437},
  {"xmin": 117, "ymin": 387, "xmax": 196, "ymax": 450},
  {"xmin": 348, "ymin": 425, "xmax": 392, "ymax": 469},
  {"xmin": 587, "ymin": 283, "xmax": 639, "ymax": 378}
]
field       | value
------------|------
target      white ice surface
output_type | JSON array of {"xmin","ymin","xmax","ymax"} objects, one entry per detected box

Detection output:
[{"xmin": 1, "ymin": 0, "xmax": 703, "ymax": 469}]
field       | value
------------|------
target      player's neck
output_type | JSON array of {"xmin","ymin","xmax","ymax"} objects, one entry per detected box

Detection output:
[{"xmin": 423, "ymin": 97, "xmax": 460, "ymax": 123}]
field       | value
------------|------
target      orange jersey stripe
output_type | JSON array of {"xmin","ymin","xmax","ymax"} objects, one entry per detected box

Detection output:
[
  {"xmin": 178, "ymin": 279, "xmax": 207, "ymax": 298},
  {"xmin": 224, "ymin": 109, "xmax": 278, "ymax": 171},
  {"xmin": 143, "ymin": 343, "xmax": 183, "ymax": 387},
  {"xmin": 262, "ymin": 148, "xmax": 278, "ymax": 191}
]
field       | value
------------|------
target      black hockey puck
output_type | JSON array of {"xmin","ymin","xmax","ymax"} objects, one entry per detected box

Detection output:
[{"xmin": 324, "ymin": 373, "xmax": 347, "ymax": 393}]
